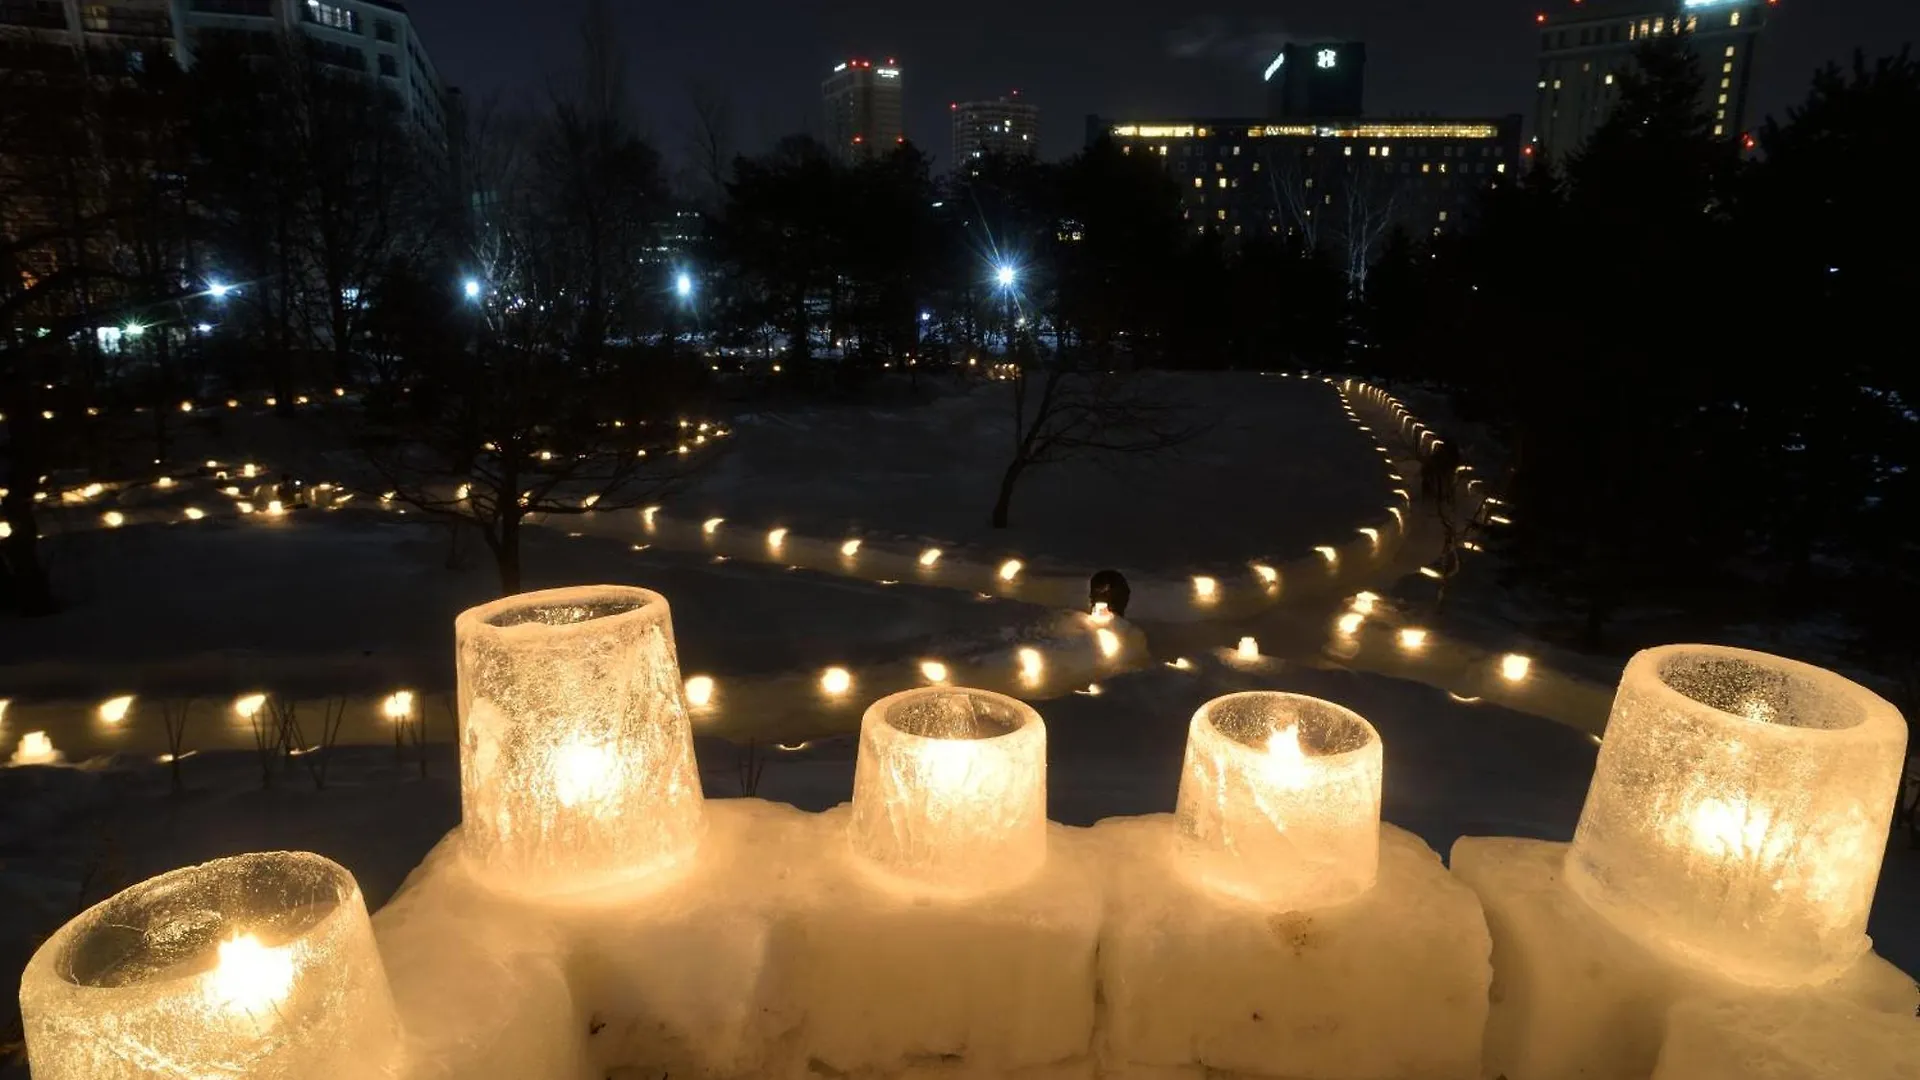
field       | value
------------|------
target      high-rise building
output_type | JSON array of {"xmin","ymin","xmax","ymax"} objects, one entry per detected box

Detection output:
[
  {"xmin": 1534, "ymin": 0, "xmax": 1768, "ymax": 163},
  {"xmin": 1093, "ymin": 116, "xmax": 1523, "ymax": 258},
  {"xmin": 1263, "ymin": 41, "xmax": 1367, "ymax": 120},
  {"xmin": 951, "ymin": 92, "xmax": 1040, "ymax": 171},
  {"xmin": 0, "ymin": 0, "xmax": 452, "ymax": 148},
  {"xmin": 822, "ymin": 57, "xmax": 904, "ymax": 163}
]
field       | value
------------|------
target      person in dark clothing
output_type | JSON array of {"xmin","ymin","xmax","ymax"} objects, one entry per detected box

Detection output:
[{"xmin": 1090, "ymin": 569, "xmax": 1131, "ymax": 618}]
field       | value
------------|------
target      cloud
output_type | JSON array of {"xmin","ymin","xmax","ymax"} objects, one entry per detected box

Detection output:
[{"xmin": 1165, "ymin": 16, "xmax": 1301, "ymax": 67}]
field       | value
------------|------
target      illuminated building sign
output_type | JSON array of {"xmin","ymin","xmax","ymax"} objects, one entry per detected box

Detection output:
[
  {"xmin": 877, "ymin": 68, "xmax": 900, "ymax": 78},
  {"xmin": 1317, "ymin": 48, "xmax": 1338, "ymax": 69},
  {"xmin": 1263, "ymin": 53, "xmax": 1285, "ymax": 81}
]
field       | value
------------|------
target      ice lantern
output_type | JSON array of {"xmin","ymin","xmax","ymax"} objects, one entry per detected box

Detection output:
[
  {"xmin": 1174, "ymin": 692, "xmax": 1383, "ymax": 907},
  {"xmin": 1566, "ymin": 645, "xmax": 1907, "ymax": 985},
  {"xmin": 19, "ymin": 852, "xmax": 399, "ymax": 1080},
  {"xmin": 849, "ymin": 686, "xmax": 1047, "ymax": 894},
  {"xmin": 456, "ymin": 585, "xmax": 705, "ymax": 893}
]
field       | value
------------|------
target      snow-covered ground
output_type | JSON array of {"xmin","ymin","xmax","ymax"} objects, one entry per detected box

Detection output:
[{"xmin": 2, "ymin": 372, "xmax": 1914, "ymax": 1074}]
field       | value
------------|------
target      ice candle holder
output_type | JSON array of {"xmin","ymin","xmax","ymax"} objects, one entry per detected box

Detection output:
[
  {"xmin": 19, "ymin": 852, "xmax": 399, "ymax": 1080},
  {"xmin": 1566, "ymin": 645, "xmax": 1907, "ymax": 985},
  {"xmin": 849, "ymin": 686, "xmax": 1047, "ymax": 895},
  {"xmin": 1175, "ymin": 691, "xmax": 1383, "ymax": 907},
  {"xmin": 456, "ymin": 585, "xmax": 705, "ymax": 893}
]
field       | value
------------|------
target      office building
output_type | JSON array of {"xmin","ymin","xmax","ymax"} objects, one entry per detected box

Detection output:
[
  {"xmin": 951, "ymin": 92, "xmax": 1040, "ymax": 171},
  {"xmin": 1093, "ymin": 116, "xmax": 1523, "ymax": 272},
  {"xmin": 1535, "ymin": 0, "xmax": 1769, "ymax": 163},
  {"xmin": 823, "ymin": 57, "xmax": 904, "ymax": 163},
  {"xmin": 0, "ymin": 0, "xmax": 452, "ymax": 148},
  {"xmin": 1262, "ymin": 41, "xmax": 1367, "ymax": 120}
]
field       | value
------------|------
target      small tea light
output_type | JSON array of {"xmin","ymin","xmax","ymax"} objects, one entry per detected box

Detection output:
[
  {"xmin": 1500, "ymin": 654, "xmax": 1532, "ymax": 682},
  {"xmin": 98, "ymin": 695, "xmax": 134, "ymax": 725},
  {"xmin": 1351, "ymin": 591, "xmax": 1379, "ymax": 615},
  {"xmin": 1088, "ymin": 602, "xmax": 1114, "ymax": 626},
  {"xmin": 840, "ymin": 539, "xmax": 862, "ymax": 557},
  {"xmin": 767, "ymin": 527, "xmax": 787, "ymax": 550},
  {"xmin": 919, "ymin": 548, "xmax": 943, "ymax": 567},
  {"xmin": 1566, "ymin": 645, "xmax": 1908, "ymax": 985},
  {"xmin": 821, "ymin": 666, "xmax": 854, "ymax": 696},
  {"xmin": 1017, "ymin": 648, "xmax": 1045, "ymax": 684},
  {"xmin": 998, "ymin": 559, "xmax": 1024, "ymax": 582},
  {"xmin": 11, "ymin": 730, "xmax": 59, "ymax": 766},
  {"xmin": 455, "ymin": 586, "xmax": 705, "ymax": 893},
  {"xmin": 1236, "ymin": 636, "xmax": 1260, "ymax": 661},
  {"xmin": 19, "ymin": 852, "xmax": 401, "ymax": 1080},
  {"xmin": 642, "ymin": 506, "xmax": 661, "ymax": 529},
  {"xmin": 102, "ymin": 511, "xmax": 124, "ymax": 528},
  {"xmin": 1252, "ymin": 564, "xmax": 1279, "ymax": 586},
  {"xmin": 1174, "ymin": 692, "xmax": 1383, "ymax": 907},
  {"xmin": 848, "ymin": 687, "xmax": 1047, "ymax": 895},
  {"xmin": 1336, "ymin": 612, "xmax": 1364, "ymax": 636},
  {"xmin": 701, "ymin": 517, "xmax": 724, "ymax": 535},
  {"xmin": 1096, "ymin": 628, "xmax": 1122, "ymax": 659},
  {"xmin": 1193, "ymin": 576, "xmax": 1218, "ymax": 601},
  {"xmin": 684, "ymin": 675, "xmax": 716, "ymax": 708},
  {"xmin": 1398, "ymin": 628, "xmax": 1429, "ymax": 650},
  {"xmin": 920, "ymin": 660, "xmax": 950, "ymax": 684},
  {"xmin": 1316, "ymin": 546, "xmax": 1338, "ymax": 565}
]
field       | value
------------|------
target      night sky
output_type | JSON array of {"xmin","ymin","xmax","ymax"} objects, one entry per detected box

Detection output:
[{"xmin": 404, "ymin": 0, "xmax": 1919, "ymax": 167}]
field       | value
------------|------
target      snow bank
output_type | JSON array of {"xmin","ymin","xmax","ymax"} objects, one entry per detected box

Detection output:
[{"xmin": 1452, "ymin": 837, "xmax": 1917, "ymax": 1080}]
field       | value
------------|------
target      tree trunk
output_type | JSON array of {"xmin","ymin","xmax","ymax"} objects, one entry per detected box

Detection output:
[
  {"xmin": 990, "ymin": 458, "xmax": 1025, "ymax": 529},
  {"xmin": 495, "ymin": 514, "xmax": 523, "ymax": 595}
]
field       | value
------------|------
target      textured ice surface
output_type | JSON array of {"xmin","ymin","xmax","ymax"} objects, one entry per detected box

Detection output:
[
  {"xmin": 1652, "ymin": 994, "xmax": 1920, "ymax": 1080},
  {"xmin": 20, "ymin": 851, "xmax": 400, "ymax": 1080},
  {"xmin": 455, "ymin": 585, "xmax": 705, "ymax": 893},
  {"xmin": 772, "ymin": 806, "xmax": 1103, "ymax": 1076},
  {"xmin": 1173, "ymin": 692, "xmax": 1382, "ymax": 908},
  {"xmin": 1098, "ymin": 815, "xmax": 1489, "ymax": 1079},
  {"xmin": 1453, "ymin": 836, "xmax": 1919, "ymax": 1080},
  {"xmin": 848, "ymin": 687, "xmax": 1047, "ymax": 895},
  {"xmin": 1566, "ymin": 645, "xmax": 1907, "ymax": 985}
]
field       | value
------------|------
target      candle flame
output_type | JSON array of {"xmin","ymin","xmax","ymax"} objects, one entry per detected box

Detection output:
[
  {"xmin": 1336, "ymin": 611, "xmax": 1364, "ymax": 636},
  {"xmin": 684, "ymin": 675, "xmax": 715, "ymax": 707},
  {"xmin": 1500, "ymin": 654, "xmax": 1531, "ymax": 682},
  {"xmin": 919, "ymin": 660, "xmax": 949, "ymax": 684},
  {"xmin": 98, "ymin": 695, "xmax": 134, "ymax": 724},
  {"xmin": 820, "ymin": 667, "xmax": 853, "ymax": 696},
  {"xmin": 767, "ymin": 527, "xmax": 787, "ymax": 550},
  {"xmin": 919, "ymin": 548, "xmax": 942, "ymax": 567},
  {"xmin": 552, "ymin": 738, "xmax": 620, "ymax": 809},
  {"xmin": 840, "ymin": 538, "xmax": 862, "ymax": 556},
  {"xmin": 1237, "ymin": 636, "xmax": 1259, "ymax": 660},
  {"xmin": 1017, "ymin": 648, "xmax": 1044, "ymax": 682},
  {"xmin": 1398, "ymin": 628, "xmax": 1428, "ymax": 650},
  {"xmin": 205, "ymin": 933, "xmax": 295, "ymax": 1015},
  {"xmin": 1262, "ymin": 726, "xmax": 1313, "ymax": 790},
  {"xmin": 382, "ymin": 690, "xmax": 413, "ymax": 720},
  {"xmin": 234, "ymin": 693, "xmax": 268, "ymax": 719},
  {"xmin": 998, "ymin": 559, "xmax": 1024, "ymax": 581},
  {"xmin": 1252, "ymin": 564, "xmax": 1279, "ymax": 585}
]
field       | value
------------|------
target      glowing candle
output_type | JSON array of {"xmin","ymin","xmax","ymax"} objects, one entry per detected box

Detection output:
[
  {"xmin": 1096, "ymin": 628, "xmax": 1121, "ymax": 659},
  {"xmin": 1336, "ymin": 611, "xmax": 1364, "ymax": 636},
  {"xmin": 1088, "ymin": 602, "xmax": 1113, "ymax": 626},
  {"xmin": 1500, "ymin": 654, "xmax": 1532, "ymax": 682},
  {"xmin": 1017, "ymin": 648, "xmax": 1044, "ymax": 684},
  {"xmin": 998, "ymin": 559, "xmax": 1023, "ymax": 581},
  {"xmin": 1174, "ymin": 692, "xmax": 1383, "ymax": 907},
  {"xmin": 1316, "ymin": 546, "xmax": 1338, "ymax": 565},
  {"xmin": 1193, "ymin": 575, "xmax": 1218, "ymax": 600},
  {"xmin": 101, "ymin": 511, "xmax": 124, "ymax": 528},
  {"xmin": 684, "ymin": 676, "xmax": 715, "ymax": 708},
  {"xmin": 1565, "ymin": 645, "xmax": 1908, "ymax": 985},
  {"xmin": 848, "ymin": 687, "xmax": 1047, "ymax": 895},
  {"xmin": 19, "ymin": 852, "xmax": 400, "ymax": 1080},
  {"xmin": 1351, "ymin": 591, "xmax": 1379, "ymax": 614},
  {"xmin": 381, "ymin": 691, "xmax": 412, "ymax": 721},
  {"xmin": 919, "ymin": 548, "xmax": 943, "ymax": 567},
  {"xmin": 98, "ymin": 695, "xmax": 133, "ymax": 725},
  {"xmin": 1398, "ymin": 628, "xmax": 1428, "ymax": 650},
  {"xmin": 701, "ymin": 517, "xmax": 723, "ymax": 535},
  {"xmin": 767, "ymin": 527, "xmax": 787, "ymax": 550},
  {"xmin": 11, "ymin": 730, "xmax": 58, "ymax": 765},
  {"xmin": 821, "ymin": 666, "xmax": 853, "ymax": 696},
  {"xmin": 642, "ymin": 506, "xmax": 660, "ymax": 529},
  {"xmin": 1252, "ymin": 564, "xmax": 1279, "ymax": 586},
  {"xmin": 1237, "ymin": 636, "xmax": 1259, "ymax": 661},
  {"xmin": 455, "ymin": 586, "xmax": 705, "ymax": 893},
  {"xmin": 919, "ymin": 660, "xmax": 950, "ymax": 684},
  {"xmin": 840, "ymin": 538, "xmax": 862, "ymax": 557}
]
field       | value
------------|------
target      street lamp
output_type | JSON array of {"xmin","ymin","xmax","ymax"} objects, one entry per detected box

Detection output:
[
  {"xmin": 208, "ymin": 280, "xmax": 234, "ymax": 300},
  {"xmin": 463, "ymin": 278, "xmax": 482, "ymax": 301},
  {"xmin": 123, "ymin": 322, "xmax": 145, "ymax": 338},
  {"xmin": 674, "ymin": 271, "xmax": 694, "ymax": 301},
  {"xmin": 995, "ymin": 264, "xmax": 1017, "ymax": 290}
]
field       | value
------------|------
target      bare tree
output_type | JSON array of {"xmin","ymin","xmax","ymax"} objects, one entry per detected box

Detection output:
[
  {"xmin": 991, "ymin": 357, "xmax": 1204, "ymax": 528},
  {"xmin": 680, "ymin": 79, "xmax": 736, "ymax": 211}
]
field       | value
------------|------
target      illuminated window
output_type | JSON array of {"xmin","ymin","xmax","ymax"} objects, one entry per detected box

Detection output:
[
  {"xmin": 1159, "ymin": 146, "xmax": 1168, "ymax": 156},
  {"xmin": 1582, "ymin": 61, "xmax": 1591, "ymax": 72},
  {"xmin": 1686, "ymin": 15, "xmax": 1697, "ymax": 31},
  {"xmin": 1653, "ymin": 16, "xmax": 1664, "ymax": 33},
  {"xmin": 1218, "ymin": 177, "xmax": 1228, "ymax": 189},
  {"xmin": 1714, "ymin": 124, "xmax": 1725, "ymax": 136},
  {"xmin": 1726, "ymin": 45, "xmax": 1736, "ymax": 57},
  {"xmin": 1438, "ymin": 211, "xmax": 1449, "ymax": 222},
  {"xmin": 1252, "ymin": 162, "xmax": 1261, "ymax": 172},
  {"xmin": 1344, "ymin": 146, "xmax": 1353, "ymax": 157},
  {"xmin": 1538, "ymin": 79, "xmax": 1548, "ymax": 89},
  {"xmin": 1233, "ymin": 225, "xmax": 1242, "ymax": 235},
  {"xmin": 1721, "ymin": 77, "xmax": 1731, "ymax": 89},
  {"xmin": 1553, "ymin": 79, "xmax": 1563, "ymax": 90},
  {"xmin": 1193, "ymin": 177, "xmax": 1203, "ymax": 188},
  {"xmin": 1724, "ymin": 62, "xmax": 1734, "ymax": 73},
  {"xmin": 1122, "ymin": 146, "xmax": 1131, "ymax": 155},
  {"xmin": 1233, "ymin": 146, "xmax": 1242, "ymax": 156},
  {"xmin": 1422, "ymin": 163, "xmax": 1431, "ymax": 174},
  {"xmin": 1217, "ymin": 209, "xmax": 1227, "ymax": 220},
  {"xmin": 303, "ymin": 0, "xmax": 359, "ymax": 33},
  {"xmin": 1439, "ymin": 163, "xmax": 1449, "ymax": 174},
  {"xmin": 1718, "ymin": 94, "xmax": 1728, "ymax": 104},
  {"xmin": 1381, "ymin": 146, "xmax": 1391, "ymax": 156},
  {"xmin": 1605, "ymin": 73, "xmax": 1615, "ymax": 85},
  {"xmin": 1716, "ymin": 108, "xmax": 1727, "ymax": 120},
  {"xmin": 1729, "ymin": 10, "xmax": 1740, "ymax": 26},
  {"xmin": 1496, "ymin": 162, "xmax": 1507, "ymax": 174},
  {"xmin": 1629, "ymin": 22, "xmax": 1637, "ymax": 39},
  {"xmin": 1305, "ymin": 178, "xmax": 1314, "ymax": 189}
]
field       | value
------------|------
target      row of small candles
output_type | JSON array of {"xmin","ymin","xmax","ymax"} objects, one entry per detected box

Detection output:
[{"xmin": 17, "ymin": 584, "xmax": 1908, "ymax": 1080}]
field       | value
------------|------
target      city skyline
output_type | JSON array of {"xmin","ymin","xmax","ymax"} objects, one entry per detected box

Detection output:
[{"xmin": 398, "ymin": 0, "xmax": 1915, "ymax": 165}]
